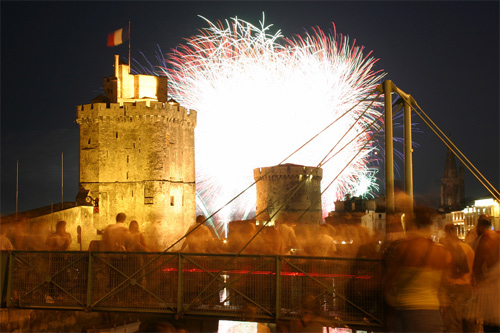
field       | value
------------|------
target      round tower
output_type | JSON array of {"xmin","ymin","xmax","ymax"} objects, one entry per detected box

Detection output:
[
  {"xmin": 75, "ymin": 57, "xmax": 196, "ymax": 251},
  {"xmin": 253, "ymin": 164, "xmax": 323, "ymax": 226}
]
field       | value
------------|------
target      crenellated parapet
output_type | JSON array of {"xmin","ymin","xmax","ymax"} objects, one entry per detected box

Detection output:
[
  {"xmin": 254, "ymin": 164, "xmax": 323, "ymax": 182},
  {"xmin": 76, "ymin": 101, "xmax": 197, "ymax": 127}
]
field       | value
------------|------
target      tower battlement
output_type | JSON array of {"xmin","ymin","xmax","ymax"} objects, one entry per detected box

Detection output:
[
  {"xmin": 254, "ymin": 164, "xmax": 323, "ymax": 181},
  {"xmin": 254, "ymin": 164, "xmax": 323, "ymax": 225},
  {"xmin": 76, "ymin": 102, "xmax": 197, "ymax": 127}
]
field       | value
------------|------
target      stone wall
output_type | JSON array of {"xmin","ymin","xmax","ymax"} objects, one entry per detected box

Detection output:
[
  {"xmin": 76, "ymin": 100, "xmax": 197, "ymax": 251},
  {"xmin": 0, "ymin": 308, "xmax": 219, "ymax": 332},
  {"xmin": 254, "ymin": 164, "xmax": 323, "ymax": 225}
]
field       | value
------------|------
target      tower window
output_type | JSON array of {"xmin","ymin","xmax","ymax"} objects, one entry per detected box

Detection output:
[
  {"xmin": 170, "ymin": 196, "xmax": 175, "ymax": 206},
  {"xmin": 144, "ymin": 183, "xmax": 154, "ymax": 205},
  {"xmin": 116, "ymin": 132, "xmax": 118, "ymax": 138},
  {"xmin": 88, "ymin": 138, "xmax": 91, "ymax": 144}
]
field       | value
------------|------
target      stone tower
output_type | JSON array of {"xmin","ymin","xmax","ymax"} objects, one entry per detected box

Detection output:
[
  {"xmin": 440, "ymin": 148, "xmax": 465, "ymax": 212},
  {"xmin": 254, "ymin": 164, "xmax": 323, "ymax": 225},
  {"xmin": 76, "ymin": 56, "xmax": 197, "ymax": 250}
]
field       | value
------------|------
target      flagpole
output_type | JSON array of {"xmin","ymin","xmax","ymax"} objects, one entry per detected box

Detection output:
[
  {"xmin": 128, "ymin": 19, "xmax": 131, "ymax": 74},
  {"xmin": 61, "ymin": 152, "xmax": 64, "ymax": 208},
  {"xmin": 16, "ymin": 160, "xmax": 19, "ymax": 220}
]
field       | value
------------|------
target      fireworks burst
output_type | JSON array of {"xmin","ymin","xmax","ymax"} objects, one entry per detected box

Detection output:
[{"xmin": 163, "ymin": 16, "xmax": 385, "ymax": 227}]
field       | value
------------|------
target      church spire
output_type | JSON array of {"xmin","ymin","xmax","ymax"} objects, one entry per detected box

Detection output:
[{"xmin": 440, "ymin": 146, "xmax": 465, "ymax": 211}]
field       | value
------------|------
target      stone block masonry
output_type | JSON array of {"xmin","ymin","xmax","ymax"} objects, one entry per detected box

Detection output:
[{"xmin": 76, "ymin": 100, "xmax": 197, "ymax": 251}]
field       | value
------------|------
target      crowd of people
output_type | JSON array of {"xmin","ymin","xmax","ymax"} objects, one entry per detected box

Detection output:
[
  {"xmin": 382, "ymin": 211, "xmax": 499, "ymax": 333},
  {"xmin": 177, "ymin": 214, "xmax": 382, "ymax": 259},
  {"xmin": 1, "ymin": 209, "xmax": 498, "ymax": 332}
]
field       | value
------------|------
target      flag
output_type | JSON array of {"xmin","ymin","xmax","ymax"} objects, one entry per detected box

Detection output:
[{"xmin": 107, "ymin": 27, "xmax": 128, "ymax": 47}]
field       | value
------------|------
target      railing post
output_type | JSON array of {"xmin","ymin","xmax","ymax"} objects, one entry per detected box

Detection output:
[
  {"xmin": 384, "ymin": 80, "xmax": 395, "ymax": 215},
  {"xmin": 177, "ymin": 253, "xmax": 183, "ymax": 315},
  {"xmin": 5, "ymin": 251, "xmax": 14, "ymax": 307},
  {"xmin": 404, "ymin": 98, "xmax": 414, "ymax": 210},
  {"xmin": 275, "ymin": 256, "xmax": 281, "ymax": 320},
  {"xmin": 86, "ymin": 252, "xmax": 93, "ymax": 309}
]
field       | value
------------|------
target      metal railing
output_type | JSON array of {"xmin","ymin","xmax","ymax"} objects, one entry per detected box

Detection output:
[{"xmin": 2, "ymin": 251, "xmax": 383, "ymax": 328}]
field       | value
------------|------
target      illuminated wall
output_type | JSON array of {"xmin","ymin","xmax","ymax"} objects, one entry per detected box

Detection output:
[
  {"xmin": 444, "ymin": 198, "xmax": 500, "ymax": 238},
  {"xmin": 76, "ymin": 57, "xmax": 197, "ymax": 250},
  {"xmin": 254, "ymin": 164, "xmax": 323, "ymax": 225}
]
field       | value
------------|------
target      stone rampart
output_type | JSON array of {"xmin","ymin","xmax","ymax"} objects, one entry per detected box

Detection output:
[{"xmin": 76, "ymin": 102, "xmax": 197, "ymax": 127}]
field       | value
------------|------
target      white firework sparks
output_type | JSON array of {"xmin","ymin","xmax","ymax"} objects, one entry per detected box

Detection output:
[{"xmin": 165, "ymin": 16, "xmax": 385, "ymax": 227}]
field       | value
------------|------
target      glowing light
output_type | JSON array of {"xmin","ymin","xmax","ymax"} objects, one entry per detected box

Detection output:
[
  {"xmin": 474, "ymin": 198, "xmax": 495, "ymax": 207},
  {"xmin": 164, "ymin": 16, "xmax": 385, "ymax": 227}
]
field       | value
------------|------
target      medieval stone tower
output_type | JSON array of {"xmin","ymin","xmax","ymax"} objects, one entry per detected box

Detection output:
[
  {"xmin": 440, "ymin": 147, "xmax": 465, "ymax": 212},
  {"xmin": 254, "ymin": 164, "xmax": 323, "ymax": 225},
  {"xmin": 76, "ymin": 55, "xmax": 197, "ymax": 250}
]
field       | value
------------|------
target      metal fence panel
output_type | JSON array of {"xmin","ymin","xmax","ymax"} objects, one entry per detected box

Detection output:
[
  {"xmin": 89, "ymin": 252, "xmax": 179, "ymax": 312},
  {"xmin": 280, "ymin": 256, "xmax": 383, "ymax": 326},
  {"xmin": 5, "ymin": 251, "xmax": 383, "ymax": 327},
  {"xmin": 180, "ymin": 254, "xmax": 276, "ymax": 319},
  {"xmin": 9, "ymin": 251, "xmax": 88, "ymax": 308}
]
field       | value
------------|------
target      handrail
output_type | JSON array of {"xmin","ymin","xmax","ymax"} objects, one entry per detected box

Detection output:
[{"xmin": 2, "ymin": 251, "xmax": 383, "ymax": 328}]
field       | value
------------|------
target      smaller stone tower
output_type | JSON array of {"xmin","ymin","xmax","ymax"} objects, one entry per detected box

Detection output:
[
  {"xmin": 440, "ymin": 148, "xmax": 465, "ymax": 211},
  {"xmin": 254, "ymin": 164, "xmax": 323, "ymax": 225}
]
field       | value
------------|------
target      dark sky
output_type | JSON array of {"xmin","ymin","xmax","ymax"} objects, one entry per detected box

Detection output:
[{"xmin": 1, "ymin": 1, "xmax": 499, "ymax": 216}]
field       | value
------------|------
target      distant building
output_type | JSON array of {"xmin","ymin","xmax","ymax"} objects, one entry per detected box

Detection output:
[
  {"xmin": 440, "ymin": 147, "xmax": 465, "ymax": 212},
  {"xmin": 442, "ymin": 198, "xmax": 500, "ymax": 239},
  {"xmin": 327, "ymin": 195, "xmax": 386, "ymax": 235},
  {"xmin": 254, "ymin": 164, "xmax": 323, "ymax": 226}
]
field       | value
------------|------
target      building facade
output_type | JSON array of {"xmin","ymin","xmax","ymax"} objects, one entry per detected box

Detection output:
[
  {"xmin": 75, "ymin": 56, "xmax": 197, "ymax": 250},
  {"xmin": 443, "ymin": 198, "xmax": 500, "ymax": 239},
  {"xmin": 440, "ymin": 148, "xmax": 465, "ymax": 212},
  {"xmin": 254, "ymin": 164, "xmax": 323, "ymax": 225}
]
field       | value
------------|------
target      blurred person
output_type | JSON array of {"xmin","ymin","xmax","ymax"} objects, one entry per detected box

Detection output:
[
  {"xmin": 0, "ymin": 227, "xmax": 14, "ymax": 250},
  {"xmin": 11, "ymin": 218, "xmax": 28, "ymax": 250},
  {"xmin": 180, "ymin": 215, "xmax": 213, "ymax": 253},
  {"xmin": 126, "ymin": 220, "xmax": 147, "ymax": 252},
  {"xmin": 240, "ymin": 222, "xmax": 266, "ymax": 255},
  {"xmin": 294, "ymin": 224, "xmax": 315, "ymax": 256},
  {"xmin": 383, "ymin": 206, "xmax": 450, "ymax": 332},
  {"xmin": 101, "ymin": 213, "xmax": 129, "ymax": 297},
  {"xmin": 46, "ymin": 221, "xmax": 72, "ymax": 251},
  {"xmin": 277, "ymin": 218, "xmax": 298, "ymax": 254},
  {"xmin": 260, "ymin": 226, "xmax": 285, "ymax": 255},
  {"xmin": 101, "ymin": 212, "xmax": 129, "ymax": 251},
  {"xmin": 472, "ymin": 216, "xmax": 500, "ymax": 332},
  {"xmin": 439, "ymin": 223, "xmax": 475, "ymax": 333},
  {"xmin": 309, "ymin": 224, "xmax": 336, "ymax": 257},
  {"xmin": 464, "ymin": 225, "xmax": 480, "ymax": 250},
  {"xmin": 126, "ymin": 220, "xmax": 148, "ymax": 287},
  {"xmin": 45, "ymin": 220, "xmax": 72, "ymax": 302},
  {"xmin": 465, "ymin": 214, "xmax": 489, "ymax": 252},
  {"xmin": 356, "ymin": 228, "xmax": 380, "ymax": 259}
]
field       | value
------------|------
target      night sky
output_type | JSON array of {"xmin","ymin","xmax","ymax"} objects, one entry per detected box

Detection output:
[{"xmin": 1, "ymin": 1, "xmax": 498, "ymax": 216}]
